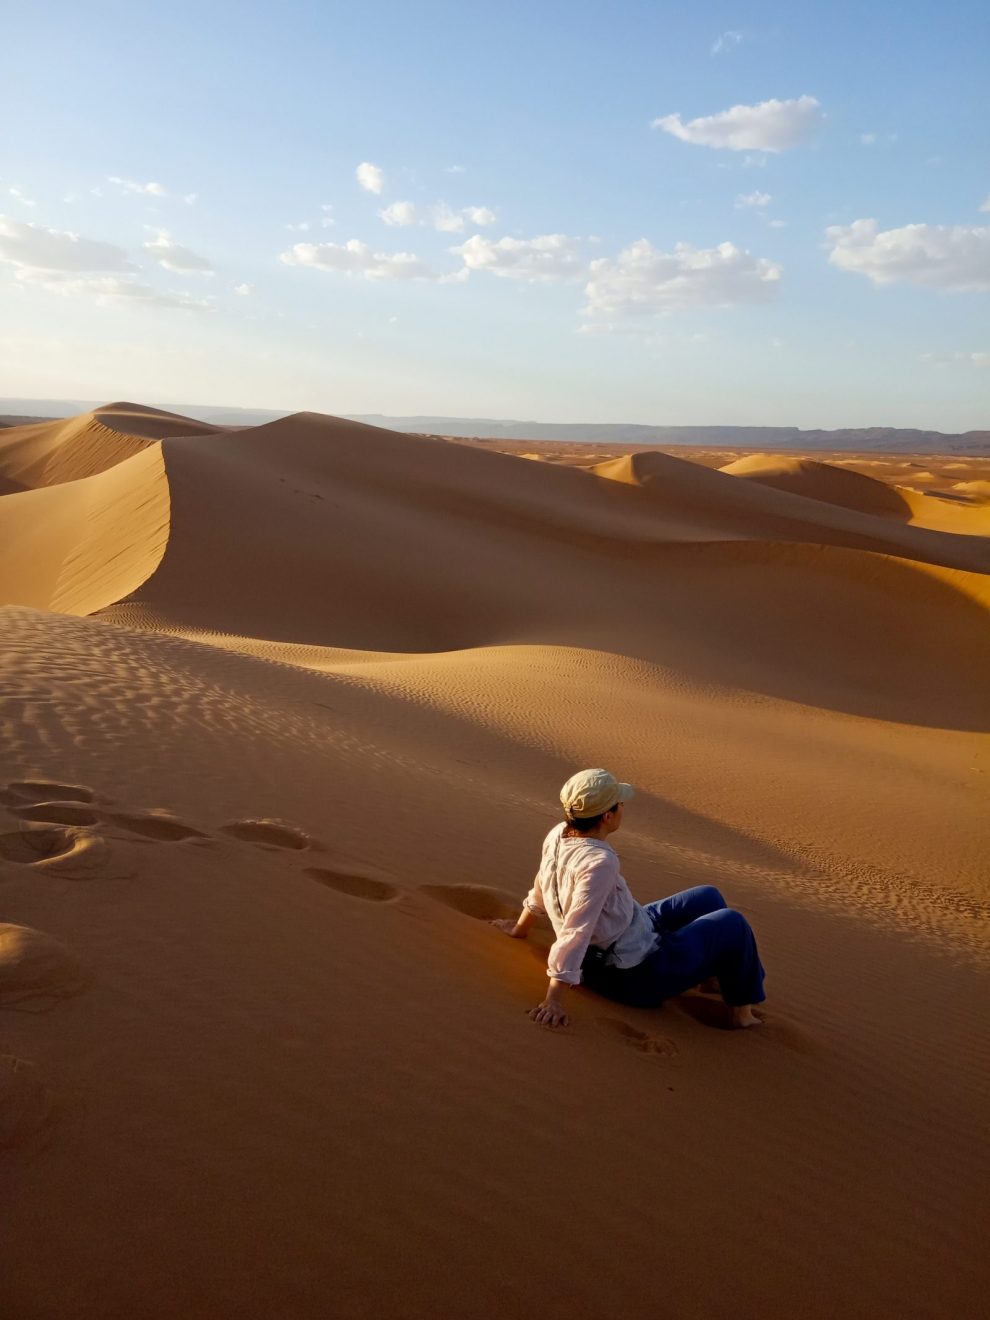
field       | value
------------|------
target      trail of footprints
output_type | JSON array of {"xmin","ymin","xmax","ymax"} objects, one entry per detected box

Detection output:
[
  {"xmin": 0, "ymin": 778, "xmax": 400, "ymax": 903},
  {"xmin": 1, "ymin": 782, "xmax": 679, "ymax": 1153}
]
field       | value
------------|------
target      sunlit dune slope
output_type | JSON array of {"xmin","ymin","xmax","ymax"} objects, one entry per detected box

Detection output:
[
  {"xmin": 0, "ymin": 445, "xmax": 169, "ymax": 614},
  {"xmin": 0, "ymin": 400, "xmax": 222, "ymax": 492}
]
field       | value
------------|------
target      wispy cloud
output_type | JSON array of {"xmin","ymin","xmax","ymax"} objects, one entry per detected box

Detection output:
[
  {"xmin": 108, "ymin": 175, "xmax": 167, "ymax": 197},
  {"xmin": 143, "ymin": 229, "xmax": 214, "ymax": 274},
  {"xmin": 280, "ymin": 237, "xmax": 437, "ymax": 281},
  {"xmin": 653, "ymin": 96, "xmax": 823, "ymax": 152},
  {"xmin": 735, "ymin": 191, "xmax": 772, "ymax": 209},
  {"xmin": 0, "ymin": 215, "xmax": 134, "ymax": 273},
  {"xmin": 711, "ymin": 30, "xmax": 743, "ymax": 55},
  {"xmin": 920, "ymin": 350, "xmax": 990, "ymax": 367},
  {"xmin": 7, "ymin": 186, "xmax": 35, "ymax": 208}
]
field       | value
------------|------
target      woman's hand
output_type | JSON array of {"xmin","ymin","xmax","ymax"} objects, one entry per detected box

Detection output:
[
  {"xmin": 528, "ymin": 997, "xmax": 570, "ymax": 1029},
  {"xmin": 489, "ymin": 917, "xmax": 526, "ymax": 938}
]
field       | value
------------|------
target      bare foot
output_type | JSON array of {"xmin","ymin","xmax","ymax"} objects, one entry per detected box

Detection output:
[
  {"xmin": 697, "ymin": 977, "xmax": 720, "ymax": 994},
  {"xmin": 729, "ymin": 1005, "xmax": 762, "ymax": 1029}
]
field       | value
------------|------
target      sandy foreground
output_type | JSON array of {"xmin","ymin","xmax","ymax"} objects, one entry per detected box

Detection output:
[{"xmin": 1, "ymin": 403, "xmax": 988, "ymax": 1319}]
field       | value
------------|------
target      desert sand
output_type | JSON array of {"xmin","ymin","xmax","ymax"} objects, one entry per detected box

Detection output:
[{"xmin": 1, "ymin": 402, "xmax": 988, "ymax": 1319}]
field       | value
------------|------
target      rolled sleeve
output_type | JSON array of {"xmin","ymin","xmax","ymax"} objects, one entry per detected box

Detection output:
[{"xmin": 523, "ymin": 877, "xmax": 545, "ymax": 915}]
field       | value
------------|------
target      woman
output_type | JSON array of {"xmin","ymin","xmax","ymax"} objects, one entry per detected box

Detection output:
[{"xmin": 492, "ymin": 768, "xmax": 765, "ymax": 1029}]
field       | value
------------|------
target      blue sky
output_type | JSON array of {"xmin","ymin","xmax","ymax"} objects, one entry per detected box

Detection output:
[{"xmin": 1, "ymin": 0, "xmax": 988, "ymax": 428}]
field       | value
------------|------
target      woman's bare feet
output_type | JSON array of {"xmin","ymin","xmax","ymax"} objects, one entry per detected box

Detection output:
[
  {"xmin": 729, "ymin": 1005, "xmax": 762, "ymax": 1029},
  {"xmin": 697, "ymin": 977, "xmax": 720, "ymax": 994}
]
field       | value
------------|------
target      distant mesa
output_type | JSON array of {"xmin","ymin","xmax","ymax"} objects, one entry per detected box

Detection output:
[{"xmin": 1, "ymin": 398, "xmax": 988, "ymax": 455}]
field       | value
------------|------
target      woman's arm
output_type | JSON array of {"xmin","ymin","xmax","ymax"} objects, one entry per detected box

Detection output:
[{"xmin": 490, "ymin": 906, "xmax": 538, "ymax": 939}]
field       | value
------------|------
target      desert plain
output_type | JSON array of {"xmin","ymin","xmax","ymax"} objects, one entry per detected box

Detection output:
[{"xmin": 0, "ymin": 402, "xmax": 988, "ymax": 1319}]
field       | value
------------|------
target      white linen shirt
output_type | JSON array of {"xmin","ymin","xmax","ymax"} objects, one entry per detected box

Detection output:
[{"xmin": 524, "ymin": 823, "xmax": 659, "ymax": 985}]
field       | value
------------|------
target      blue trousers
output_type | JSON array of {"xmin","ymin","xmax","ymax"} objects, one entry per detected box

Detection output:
[{"xmin": 582, "ymin": 885, "xmax": 765, "ymax": 1008}]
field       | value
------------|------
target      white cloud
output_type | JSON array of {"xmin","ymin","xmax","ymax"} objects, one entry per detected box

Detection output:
[
  {"xmin": 652, "ymin": 95, "xmax": 823, "ymax": 152},
  {"xmin": 13, "ymin": 267, "xmax": 213, "ymax": 311},
  {"xmin": 826, "ymin": 219, "xmax": 990, "ymax": 292},
  {"xmin": 584, "ymin": 239, "xmax": 781, "ymax": 317},
  {"xmin": 980, "ymin": 195, "xmax": 990, "ymax": 213},
  {"xmin": 284, "ymin": 221, "xmax": 311, "ymax": 232},
  {"xmin": 183, "ymin": 192, "xmax": 198, "ymax": 206},
  {"xmin": 711, "ymin": 30, "xmax": 743, "ymax": 55},
  {"xmin": 108, "ymin": 175, "xmax": 167, "ymax": 197},
  {"xmin": 0, "ymin": 216, "xmax": 134, "ymax": 273},
  {"xmin": 464, "ymin": 205, "xmax": 496, "ymax": 226},
  {"xmin": 380, "ymin": 201, "xmax": 497, "ymax": 232},
  {"xmin": 356, "ymin": 162, "xmax": 385, "ymax": 194},
  {"xmin": 280, "ymin": 238, "xmax": 437, "ymax": 281},
  {"xmin": 736, "ymin": 191, "xmax": 772, "ymax": 209},
  {"xmin": 769, "ymin": 219, "xmax": 788, "ymax": 229},
  {"xmin": 860, "ymin": 133, "xmax": 878, "ymax": 146},
  {"xmin": 451, "ymin": 233, "xmax": 583, "ymax": 282},
  {"xmin": 380, "ymin": 200, "xmax": 419, "ymax": 227},
  {"xmin": 921, "ymin": 350, "xmax": 990, "ymax": 368},
  {"xmin": 233, "ymin": 283, "xmax": 254, "ymax": 296},
  {"xmin": 8, "ymin": 186, "xmax": 35, "ymax": 208},
  {"xmin": 142, "ymin": 229, "xmax": 213, "ymax": 274},
  {"xmin": 444, "ymin": 165, "xmax": 466, "ymax": 174}
]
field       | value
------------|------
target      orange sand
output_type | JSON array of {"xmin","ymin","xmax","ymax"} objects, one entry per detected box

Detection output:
[{"xmin": 1, "ymin": 404, "xmax": 988, "ymax": 1319}]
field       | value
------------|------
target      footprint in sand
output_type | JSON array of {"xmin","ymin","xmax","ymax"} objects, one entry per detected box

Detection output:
[
  {"xmin": 304, "ymin": 867, "xmax": 397, "ymax": 902},
  {"xmin": 220, "ymin": 819, "xmax": 311, "ymax": 851},
  {"xmin": 0, "ymin": 825, "xmax": 78, "ymax": 866},
  {"xmin": 13, "ymin": 802, "xmax": 102, "ymax": 827},
  {"xmin": 0, "ymin": 1053, "xmax": 59, "ymax": 1150},
  {"xmin": 5, "ymin": 781, "xmax": 96, "ymax": 805},
  {"xmin": 0, "ymin": 923, "xmax": 88, "ymax": 1009},
  {"xmin": 597, "ymin": 1017, "xmax": 679, "ymax": 1058},
  {"xmin": 102, "ymin": 811, "xmax": 208, "ymax": 843},
  {"xmin": 419, "ymin": 883, "xmax": 520, "ymax": 921}
]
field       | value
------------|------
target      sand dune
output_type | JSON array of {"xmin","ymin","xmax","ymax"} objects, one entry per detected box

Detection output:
[
  {"xmin": 719, "ymin": 451, "xmax": 990, "ymax": 536},
  {"xmin": 1, "ymin": 404, "xmax": 988, "ymax": 1320}
]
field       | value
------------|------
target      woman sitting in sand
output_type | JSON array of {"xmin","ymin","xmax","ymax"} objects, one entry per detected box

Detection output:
[{"xmin": 492, "ymin": 768, "xmax": 765, "ymax": 1029}]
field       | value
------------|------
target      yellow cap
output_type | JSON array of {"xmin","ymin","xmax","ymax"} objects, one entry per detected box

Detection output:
[{"xmin": 560, "ymin": 768, "xmax": 634, "ymax": 820}]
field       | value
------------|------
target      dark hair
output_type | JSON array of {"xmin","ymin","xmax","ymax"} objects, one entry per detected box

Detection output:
[{"xmin": 565, "ymin": 803, "xmax": 619, "ymax": 833}]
